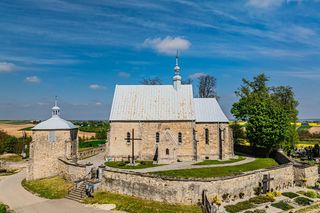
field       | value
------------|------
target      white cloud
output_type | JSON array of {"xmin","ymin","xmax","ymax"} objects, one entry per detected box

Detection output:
[
  {"xmin": 25, "ymin": 76, "xmax": 41, "ymax": 83},
  {"xmin": 189, "ymin": 72, "xmax": 207, "ymax": 79},
  {"xmin": 143, "ymin": 36, "xmax": 191, "ymax": 55},
  {"xmin": 89, "ymin": 84, "xmax": 106, "ymax": 90},
  {"xmin": 118, "ymin": 71, "xmax": 131, "ymax": 78},
  {"xmin": 95, "ymin": 102, "xmax": 102, "ymax": 106},
  {"xmin": 246, "ymin": 0, "xmax": 283, "ymax": 9},
  {"xmin": 0, "ymin": 62, "xmax": 16, "ymax": 72}
]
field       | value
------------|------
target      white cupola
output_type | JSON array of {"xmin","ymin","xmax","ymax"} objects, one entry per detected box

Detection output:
[{"xmin": 173, "ymin": 50, "xmax": 181, "ymax": 90}]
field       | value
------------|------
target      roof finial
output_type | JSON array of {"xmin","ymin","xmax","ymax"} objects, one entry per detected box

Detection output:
[
  {"xmin": 175, "ymin": 50, "xmax": 179, "ymax": 66},
  {"xmin": 54, "ymin": 96, "xmax": 58, "ymax": 107},
  {"xmin": 52, "ymin": 96, "xmax": 60, "ymax": 117}
]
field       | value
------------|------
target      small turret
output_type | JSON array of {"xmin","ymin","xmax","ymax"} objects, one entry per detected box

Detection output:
[{"xmin": 173, "ymin": 50, "xmax": 181, "ymax": 90}]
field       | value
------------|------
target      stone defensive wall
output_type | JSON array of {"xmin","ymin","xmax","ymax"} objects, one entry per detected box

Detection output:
[
  {"xmin": 58, "ymin": 158, "xmax": 94, "ymax": 181},
  {"xmin": 101, "ymin": 163, "xmax": 318, "ymax": 205},
  {"xmin": 78, "ymin": 145, "xmax": 106, "ymax": 160}
]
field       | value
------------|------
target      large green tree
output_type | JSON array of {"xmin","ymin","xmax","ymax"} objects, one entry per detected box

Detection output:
[{"xmin": 231, "ymin": 74, "xmax": 298, "ymax": 155}]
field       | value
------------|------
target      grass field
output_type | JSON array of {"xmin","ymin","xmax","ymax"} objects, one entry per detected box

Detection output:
[
  {"xmin": 22, "ymin": 176, "xmax": 72, "ymax": 199},
  {"xmin": 151, "ymin": 158, "xmax": 278, "ymax": 178},
  {"xmin": 84, "ymin": 191, "xmax": 201, "ymax": 213},
  {"xmin": 79, "ymin": 140, "xmax": 106, "ymax": 149},
  {"xmin": 193, "ymin": 156, "xmax": 246, "ymax": 165},
  {"xmin": 105, "ymin": 161, "xmax": 164, "ymax": 169}
]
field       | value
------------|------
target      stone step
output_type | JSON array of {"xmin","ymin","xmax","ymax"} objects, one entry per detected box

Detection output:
[{"xmin": 65, "ymin": 195, "xmax": 83, "ymax": 203}]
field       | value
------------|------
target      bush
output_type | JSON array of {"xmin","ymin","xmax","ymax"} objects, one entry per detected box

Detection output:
[
  {"xmin": 271, "ymin": 201, "xmax": 294, "ymax": 210},
  {"xmin": 294, "ymin": 197, "xmax": 314, "ymax": 206},
  {"xmin": 0, "ymin": 203, "xmax": 7, "ymax": 213},
  {"xmin": 249, "ymin": 196, "xmax": 274, "ymax": 204},
  {"xmin": 224, "ymin": 201, "xmax": 255, "ymax": 213},
  {"xmin": 282, "ymin": 192, "xmax": 299, "ymax": 199},
  {"xmin": 304, "ymin": 190, "xmax": 319, "ymax": 198}
]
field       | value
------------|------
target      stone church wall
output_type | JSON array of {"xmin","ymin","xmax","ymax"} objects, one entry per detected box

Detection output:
[{"xmin": 102, "ymin": 164, "xmax": 295, "ymax": 205}]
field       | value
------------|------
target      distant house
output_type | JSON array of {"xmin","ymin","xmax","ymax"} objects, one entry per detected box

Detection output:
[{"xmin": 107, "ymin": 56, "xmax": 233, "ymax": 163}]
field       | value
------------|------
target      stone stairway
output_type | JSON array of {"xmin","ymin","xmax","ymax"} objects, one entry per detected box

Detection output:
[{"xmin": 65, "ymin": 182, "xmax": 87, "ymax": 202}]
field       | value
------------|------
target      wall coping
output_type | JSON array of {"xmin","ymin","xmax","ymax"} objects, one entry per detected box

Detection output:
[
  {"xmin": 104, "ymin": 163, "xmax": 293, "ymax": 182},
  {"xmin": 58, "ymin": 158, "xmax": 90, "ymax": 168}
]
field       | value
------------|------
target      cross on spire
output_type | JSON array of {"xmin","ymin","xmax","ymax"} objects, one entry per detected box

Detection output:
[{"xmin": 52, "ymin": 96, "xmax": 60, "ymax": 117}]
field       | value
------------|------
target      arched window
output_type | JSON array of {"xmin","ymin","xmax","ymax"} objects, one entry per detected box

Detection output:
[
  {"xmin": 126, "ymin": 132, "xmax": 131, "ymax": 143},
  {"xmin": 166, "ymin": 148, "xmax": 169, "ymax": 155},
  {"xmin": 156, "ymin": 132, "xmax": 160, "ymax": 143},
  {"xmin": 178, "ymin": 132, "xmax": 182, "ymax": 143},
  {"xmin": 205, "ymin": 128, "xmax": 209, "ymax": 144}
]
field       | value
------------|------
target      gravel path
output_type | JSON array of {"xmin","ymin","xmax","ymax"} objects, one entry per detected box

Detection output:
[
  {"xmin": 0, "ymin": 170, "xmax": 113, "ymax": 213},
  {"xmin": 107, "ymin": 156, "xmax": 256, "ymax": 173}
]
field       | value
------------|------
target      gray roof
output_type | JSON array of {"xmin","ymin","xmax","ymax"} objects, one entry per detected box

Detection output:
[
  {"xmin": 32, "ymin": 116, "xmax": 77, "ymax": 130},
  {"xmin": 194, "ymin": 98, "xmax": 229, "ymax": 122},
  {"xmin": 109, "ymin": 85, "xmax": 195, "ymax": 121},
  {"xmin": 109, "ymin": 84, "xmax": 229, "ymax": 123}
]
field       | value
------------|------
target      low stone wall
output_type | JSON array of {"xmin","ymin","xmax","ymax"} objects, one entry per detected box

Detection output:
[
  {"xmin": 58, "ymin": 158, "xmax": 93, "ymax": 181},
  {"xmin": 78, "ymin": 145, "xmax": 106, "ymax": 160},
  {"xmin": 101, "ymin": 164, "xmax": 296, "ymax": 205},
  {"xmin": 293, "ymin": 164, "xmax": 319, "ymax": 186}
]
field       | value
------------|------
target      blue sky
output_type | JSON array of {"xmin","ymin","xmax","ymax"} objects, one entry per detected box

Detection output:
[{"xmin": 0, "ymin": 0, "xmax": 320, "ymax": 120}]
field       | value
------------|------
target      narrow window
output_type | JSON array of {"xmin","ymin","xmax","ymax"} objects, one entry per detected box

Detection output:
[
  {"xmin": 156, "ymin": 132, "xmax": 160, "ymax": 143},
  {"xmin": 48, "ymin": 131, "xmax": 56, "ymax": 143},
  {"xmin": 126, "ymin": 132, "xmax": 131, "ymax": 143},
  {"xmin": 205, "ymin": 128, "xmax": 209, "ymax": 144},
  {"xmin": 166, "ymin": 148, "xmax": 169, "ymax": 155},
  {"xmin": 178, "ymin": 132, "xmax": 182, "ymax": 143}
]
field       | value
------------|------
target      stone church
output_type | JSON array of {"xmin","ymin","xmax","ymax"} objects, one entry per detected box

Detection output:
[{"xmin": 107, "ymin": 56, "xmax": 234, "ymax": 164}]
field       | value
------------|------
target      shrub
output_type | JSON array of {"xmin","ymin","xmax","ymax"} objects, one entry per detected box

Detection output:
[
  {"xmin": 294, "ymin": 197, "xmax": 314, "ymax": 206},
  {"xmin": 0, "ymin": 203, "xmax": 7, "ymax": 213},
  {"xmin": 271, "ymin": 201, "xmax": 294, "ymax": 210},
  {"xmin": 304, "ymin": 190, "xmax": 318, "ymax": 198},
  {"xmin": 224, "ymin": 201, "xmax": 255, "ymax": 213},
  {"xmin": 211, "ymin": 195, "xmax": 222, "ymax": 206},
  {"xmin": 249, "ymin": 196, "xmax": 274, "ymax": 204},
  {"xmin": 282, "ymin": 192, "xmax": 299, "ymax": 199},
  {"xmin": 266, "ymin": 192, "xmax": 274, "ymax": 200},
  {"xmin": 274, "ymin": 191, "xmax": 282, "ymax": 197}
]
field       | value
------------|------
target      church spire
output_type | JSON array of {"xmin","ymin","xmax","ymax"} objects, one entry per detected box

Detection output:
[
  {"xmin": 52, "ymin": 96, "xmax": 60, "ymax": 117},
  {"xmin": 173, "ymin": 50, "xmax": 181, "ymax": 90}
]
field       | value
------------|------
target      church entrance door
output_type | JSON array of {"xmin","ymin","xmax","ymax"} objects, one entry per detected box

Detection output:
[{"xmin": 153, "ymin": 145, "xmax": 158, "ymax": 162}]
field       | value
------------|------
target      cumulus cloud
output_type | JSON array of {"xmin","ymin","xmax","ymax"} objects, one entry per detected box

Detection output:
[
  {"xmin": 89, "ymin": 84, "xmax": 106, "ymax": 90},
  {"xmin": 118, "ymin": 71, "xmax": 131, "ymax": 78},
  {"xmin": 25, "ymin": 76, "xmax": 41, "ymax": 83},
  {"xmin": 189, "ymin": 72, "xmax": 207, "ymax": 79},
  {"xmin": 143, "ymin": 36, "xmax": 191, "ymax": 55},
  {"xmin": 0, "ymin": 62, "xmax": 16, "ymax": 72},
  {"xmin": 246, "ymin": 0, "xmax": 283, "ymax": 9}
]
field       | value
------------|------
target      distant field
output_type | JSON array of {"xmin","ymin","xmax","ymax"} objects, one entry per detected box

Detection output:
[{"xmin": 0, "ymin": 120, "xmax": 31, "ymax": 125}]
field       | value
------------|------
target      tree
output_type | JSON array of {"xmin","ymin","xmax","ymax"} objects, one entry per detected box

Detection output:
[
  {"xmin": 198, "ymin": 75, "xmax": 217, "ymax": 98},
  {"xmin": 231, "ymin": 74, "xmax": 298, "ymax": 155},
  {"xmin": 3, "ymin": 136, "xmax": 18, "ymax": 153},
  {"xmin": 140, "ymin": 77, "xmax": 162, "ymax": 85}
]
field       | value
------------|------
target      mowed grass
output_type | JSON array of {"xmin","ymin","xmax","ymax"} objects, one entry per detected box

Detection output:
[
  {"xmin": 151, "ymin": 158, "xmax": 278, "ymax": 178},
  {"xmin": 105, "ymin": 161, "xmax": 164, "ymax": 169},
  {"xmin": 193, "ymin": 156, "xmax": 246, "ymax": 165},
  {"xmin": 84, "ymin": 191, "xmax": 201, "ymax": 213},
  {"xmin": 22, "ymin": 176, "xmax": 73, "ymax": 199}
]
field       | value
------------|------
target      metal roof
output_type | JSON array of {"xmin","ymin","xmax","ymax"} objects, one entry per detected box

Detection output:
[
  {"xmin": 32, "ymin": 116, "xmax": 77, "ymax": 130},
  {"xmin": 109, "ymin": 85, "xmax": 195, "ymax": 121},
  {"xmin": 194, "ymin": 98, "xmax": 229, "ymax": 122}
]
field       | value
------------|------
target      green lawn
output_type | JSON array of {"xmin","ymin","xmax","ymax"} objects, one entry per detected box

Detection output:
[
  {"xmin": 0, "ymin": 203, "xmax": 7, "ymax": 213},
  {"xmin": 151, "ymin": 158, "xmax": 278, "ymax": 178},
  {"xmin": 22, "ymin": 176, "xmax": 73, "ymax": 199},
  {"xmin": 193, "ymin": 156, "xmax": 246, "ymax": 165},
  {"xmin": 105, "ymin": 161, "xmax": 164, "ymax": 169},
  {"xmin": 84, "ymin": 191, "xmax": 201, "ymax": 213}
]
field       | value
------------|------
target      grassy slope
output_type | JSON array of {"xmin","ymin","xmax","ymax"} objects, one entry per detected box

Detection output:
[
  {"xmin": 84, "ymin": 191, "xmax": 201, "ymax": 213},
  {"xmin": 193, "ymin": 156, "xmax": 246, "ymax": 165},
  {"xmin": 22, "ymin": 176, "xmax": 72, "ymax": 199},
  {"xmin": 105, "ymin": 161, "xmax": 164, "ymax": 169},
  {"xmin": 151, "ymin": 158, "xmax": 278, "ymax": 178}
]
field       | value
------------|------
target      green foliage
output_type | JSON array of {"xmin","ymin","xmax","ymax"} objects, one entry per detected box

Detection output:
[
  {"xmin": 224, "ymin": 201, "xmax": 255, "ymax": 213},
  {"xmin": 248, "ymin": 196, "xmax": 274, "ymax": 204},
  {"xmin": 271, "ymin": 201, "xmax": 294, "ymax": 210},
  {"xmin": 3, "ymin": 137, "xmax": 18, "ymax": 153},
  {"xmin": 294, "ymin": 197, "xmax": 314, "ymax": 206},
  {"xmin": 22, "ymin": 176, "xmax": 72, "ymax": 199},
  {"xmin": 303, "ymin": 190, "xmax": 319, "ymax": 198},
  {"xmin": 0, "ymin": 203, "xmax": 7, "ymax": 213},
  {"xmin": 79, "ymin": 140, "xmax": 106, "ymax": 149},
  {"xmin": 105, "ymin": 161, "xmax": 164, "ymax": 169},
  {"xmin": 231, "ymin": 74, "xmax": 298, "ymax": 154},
  {"xmin": 152, "ymin": 158, "xmax": 278, "ymax": 178},
  {"xmin": 230, "ymin": 122, "xmax": 246, "ymax": 145},
  {"xmin": 282, "ymin": 192, "xmax": 299, "ymax": 198},
  {"xmin": 84, "ymin": 191, "xmax": 201, "ymax": 213},
  {"xmin": 193, "ymin": 156, "xmax": 245, "ymax": 165}
]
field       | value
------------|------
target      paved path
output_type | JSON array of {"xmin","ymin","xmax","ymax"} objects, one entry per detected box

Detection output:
[
  {"xmin": 0, "ymin": 170, "xmax": 113, "ymax": 213},
  {"xmin": 119, "ymin": 156, "xmax": 256, "ymax": 173}
]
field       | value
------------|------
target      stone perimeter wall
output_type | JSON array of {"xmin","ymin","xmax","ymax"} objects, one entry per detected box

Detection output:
[
  {"xmin": 78, "ymin": 145, "xmax": 106, "ymax": 160},
  {"xmin": 58, "ymin": 158, "xmax": 94, "ymax": 181},
  {"xmin": 101, "ymin": 164, "xmax": 318, "ymax": 205}
]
